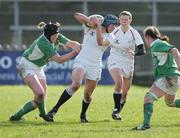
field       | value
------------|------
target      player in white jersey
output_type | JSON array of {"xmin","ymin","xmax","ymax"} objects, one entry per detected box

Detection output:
[
  {"xmin": 45, "ymin": 13, "xmax": 119, "ymax": 123},
  {"xmin": 108, "ymin": 11, "xmax": 146, "ymax": 120}
]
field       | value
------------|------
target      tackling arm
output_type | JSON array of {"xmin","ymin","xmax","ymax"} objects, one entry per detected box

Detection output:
[
  {"xmin": 51, "ymin": 50, "xmax": 77, "ymax": 64},
  {"xmin": 170, "ymin": 48, "xmax": 180, "ymax": 71},
  {"xmin": 65, "ymin": 40, "xmax": 81, "ymax": 53}
]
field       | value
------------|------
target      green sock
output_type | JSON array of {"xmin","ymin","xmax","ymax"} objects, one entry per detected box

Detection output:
[
  {"xmin": 38, "ymin": 101, "xmax": 46, "ymax": 116},
  {"xmin": 175, "ymin": 99, "xmax": 180, "ymax": 108},
  {"xmin": 13, "ymin": 101, "xmax": 36, "ymax": 118},
  {"xmin": 143, "ymin": 103, "xmax": 153, "ymax": 125}
]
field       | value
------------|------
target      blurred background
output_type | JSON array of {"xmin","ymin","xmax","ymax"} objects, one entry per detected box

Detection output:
[{"xmin": 0, "ymin": 0, "xmax": 180, "ymax": 85}]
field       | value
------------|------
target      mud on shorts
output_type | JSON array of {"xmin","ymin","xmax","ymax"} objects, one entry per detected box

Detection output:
[{"xmin": 154, "ymin": 76, "xmax": 180, "ymax": 95}]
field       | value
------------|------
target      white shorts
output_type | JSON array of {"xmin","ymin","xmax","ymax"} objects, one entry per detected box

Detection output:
[
  {"xmin": 18, "ymin": 57, "xmax": 46, "ymax": 80},
  {"xmin": 108, "ymin": 57, "xmax": 134, "ymax": 79},
  {"xmin": 73, "ymin": 61, "xmax": 102, "ymax": 81},
  {"xmin": 154, "ymin": 76, "xmax": 180, "ymax": 95}
]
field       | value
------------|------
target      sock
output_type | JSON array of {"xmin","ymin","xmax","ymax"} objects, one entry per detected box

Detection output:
[
  {"xmin": 113, "ymin": 93, "xmax": 122, "ymax": 112},
  {"xmin": 50, "ymin": 89, "xmax": 72, "ymax": 113},
  {"xmin": 13, "ymin": 101, "xmax": 36, "ymax": 118},
  {"xmin": 120, "ymin": 101, "xmax": 126, "ymax": 112},
  {"xmin": 38, "ymin": 101, "xmax": 46, "ymax": 116},
  {"xmin": 80, "ymin": 100, "xmax": 90, "ymax": 117},
  {"xmin": 143, "ymin": 103, "xmax": 153, "ymax": 125},
  {"xmin": 175, "ymin": 99, "xmax": 180, "ymax": 108}
]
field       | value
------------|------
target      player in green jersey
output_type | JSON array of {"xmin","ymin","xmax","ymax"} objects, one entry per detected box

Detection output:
[
  {"xmin": 9, "ymin": 21, "xmax": 81, "ymax": 122},
  {"xmin": 133, "ymin": 26, "xmax": 180, "ymax": 130}
]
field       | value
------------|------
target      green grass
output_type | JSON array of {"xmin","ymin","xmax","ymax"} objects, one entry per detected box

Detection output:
[{"xmin": 0, "ymin": 85, "xmax": 180, "ymax": 138}]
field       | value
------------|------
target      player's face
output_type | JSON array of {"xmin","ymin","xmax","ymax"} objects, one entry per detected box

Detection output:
[
  {"xmin": 50, "ymin": 33, "xmax": 58, "ymax": 43},
  {"xmin": 119, "ymin": 15, "xmax": 131, "ymax": 27},
  {"xmin": 143, "ymin": 34, "xmax": 151, "ymax": 49},
  {"xmin": 107, "ymin": 24, "xmax": 117, "ymax": 33}
]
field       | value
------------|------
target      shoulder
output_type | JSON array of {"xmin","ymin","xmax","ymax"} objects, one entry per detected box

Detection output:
[
  {"xmin": 112, "ymin": 26, "xmax": 121, "ymax": 35},
  {"xmin": 151, "ymin": 39, "xmax": 174, "ymax": 52},
  {"xmin": 129, "ymin": 26, "xmax": 140, "ymax": 34}
]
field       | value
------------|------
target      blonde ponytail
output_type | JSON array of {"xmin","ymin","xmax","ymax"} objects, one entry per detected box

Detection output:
[
  {"xmin": 55, "ymin": 22, "xmax": 61, "ymax": 27},
  {"xmin": 37, "ymin": 22, "xmax": 46, "ymax": 29}
]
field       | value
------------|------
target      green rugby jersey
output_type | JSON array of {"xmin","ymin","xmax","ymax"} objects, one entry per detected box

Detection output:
[
  {"xmin": 150, "ymin": 39, "xmax": 180, "ymax": 80},
  {"xmin": 23, "ymin": 34, "xmax": 69, "ymax": 67}
]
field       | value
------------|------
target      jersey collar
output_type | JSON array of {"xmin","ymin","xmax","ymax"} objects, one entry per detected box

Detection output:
[{"xmin": 150, "ymin": 39, "xmax": 159, "ymax": 47}]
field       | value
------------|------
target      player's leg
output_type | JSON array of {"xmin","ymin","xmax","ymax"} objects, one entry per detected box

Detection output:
[
  {"xmin": 47, "ymin": 68, "xmax": 85, "ymax": 118},
  {"xmin": 109, "ymin": 68, "xmax": 123, "ymax": 120},
  {"xmin": 165, "ymin": 94, "xmax": 180, "ymax": 108},
  {"xmin": 10, "ymin": 75, "xmax": 45, "ymax": 121},
  {"xmin": 134, "ymin": 84, "xmax": 165, "ymax": 130},
  {"xmin": 80, "ymin": 79, "xmax": 97, "ymax": 123},
  {"xmin": 121, "ymin": 77, "xmax": 132, "ymax": 112},
  {"xmin": 37, "ymin": 78, "xmax": 53, "ymax": 121},
  {"xmin": 164, "ymin": 76, "xmax": 180, "ymax": 108}
]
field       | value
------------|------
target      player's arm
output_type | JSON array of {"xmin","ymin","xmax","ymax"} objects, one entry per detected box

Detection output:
[
  {"xmin": 170, "ymin": 48, "xmax": 180, "ymax": 71},
  {"xmin": 93, "ymin": 17, "xmax": 114, "ymax": 46},
  {"xmin": 65, "ymin": 40, "xmax": 81, "ymax": 53},
  {"xmin": 51, "ymin": 50, "xmax": 77, "ymax": 64},
  {"xmin": 74, "ymin": 12, "xmax": 95, "ymax": 27},
  {"xmin": 96, "ymin": 25, "xmax": 114, "ymax": 46},
  {"xmin": 58, "ymin": 34, "xmax": 81, "ymax": 53}
]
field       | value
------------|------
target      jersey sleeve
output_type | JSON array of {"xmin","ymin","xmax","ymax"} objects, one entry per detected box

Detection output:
[
  {"xmin": 105, "ymin": 33, "xmax": 115, "ymax": 45},
  {"xmin": 152, "ymin": 41, "xmax": 175, "ymax": 53},
  {"xmin": 57, "ymin": 34, "xmax": 70, "ymax": 45},
  {"xmin": 133, "ymin": 29, "xmax": 144, "ymax": 46}
]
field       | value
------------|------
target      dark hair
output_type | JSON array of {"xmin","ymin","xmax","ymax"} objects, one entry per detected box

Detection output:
[
  {"xmin": 144, "ymin": 26, "xmax": 169, "ymax": 42},
  {"xmin": 37, "ymin": 22, "xmax": 61, "ymax": 42},
  {"xmin": 102, "ymin": 14, "xmax": 119, "ymax": 32}
]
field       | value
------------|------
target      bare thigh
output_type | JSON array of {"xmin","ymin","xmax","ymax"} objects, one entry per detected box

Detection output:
[
  {"xmin": 70, "ymin": 68, "xmax": 85, "ymax": 92},
  {"xmin": 145, "ymin": 84, "xmax": 166, "ymax": 103},
  {"xmin": 109, "ymin": 68, "xmax": 123, "ymax": 92},
  {"xmin": 24, "ymin": 75, "xmax": 45, "ymax": 98}
]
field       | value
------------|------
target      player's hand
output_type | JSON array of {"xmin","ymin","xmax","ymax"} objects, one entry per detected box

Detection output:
[
  {"xmin": 90, "ymin": 17, "xmax": 100, "ymax": 28},
  {"xmin": 127, "ymin": 48, "xmax": 135, "ymax": 59},
  {"xmin": 90, "ymin": 17, "xmax": 101, "ymax": 27},
  {"xmin": 72, "ymin": 42, "xmax": 81, "ymax": 53}
]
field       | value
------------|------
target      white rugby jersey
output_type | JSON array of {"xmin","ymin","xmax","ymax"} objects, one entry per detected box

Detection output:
[
  {"xmin": 75, "ymin": 25, "xmax": 114, "ymax": 67},
  {"xmin": 110, "ymin": 26, "xmax": 144, "ymax": 64}
]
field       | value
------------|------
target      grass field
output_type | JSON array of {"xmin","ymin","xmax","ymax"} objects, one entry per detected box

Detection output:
[{"xmin": 0, "ymin": 85, "xmax": 180, "ymax": 138}]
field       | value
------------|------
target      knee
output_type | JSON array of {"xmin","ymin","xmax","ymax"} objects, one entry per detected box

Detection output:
[
  {"xmin": 84, "ymin": 93, "xmax": 92, "ymax": 103},
  {"xmin": 144, "ymin": 92, "xmax": 158, "ymax": 103},
  {"xmin": 71, "ymin": 81, "xmax": 81, "ymax": 91}
]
